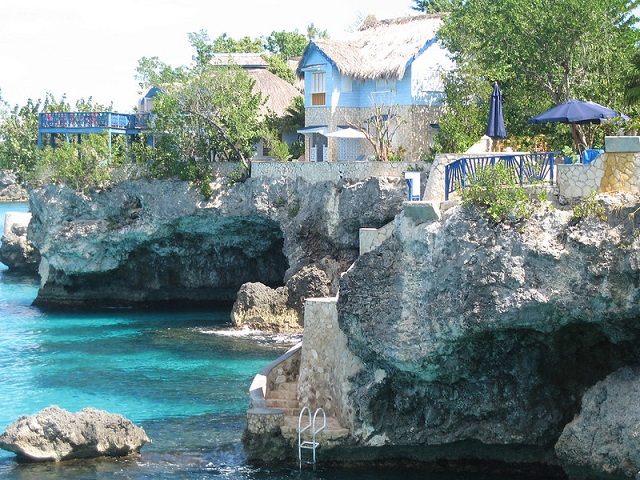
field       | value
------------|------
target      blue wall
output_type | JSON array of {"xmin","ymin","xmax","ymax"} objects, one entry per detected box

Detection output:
[{"xmin": 301, "ymin": 44, "xmax": 424, "ymax": 109}]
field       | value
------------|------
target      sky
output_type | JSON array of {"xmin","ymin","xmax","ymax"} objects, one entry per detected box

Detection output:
[{"xmin": 0, "ymin": 0, "xmax": 416, "ymax": 113}]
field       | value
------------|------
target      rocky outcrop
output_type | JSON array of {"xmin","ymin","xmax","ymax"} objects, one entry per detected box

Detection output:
[
  {"xmin": 555, "ymin": 366, "xmax": 640, "ymax": 478},
  {"xmin": 0, "ymin": 212, "xmax": 40, "ymax": 272},
  {"xmin": 0, "ymin": 170, "xmax": 28, "ymax": 202},
  {"xmin": 319, "ymin": 193, "xmax": 640, "ymax": 472},
  {"xmin": 231, "ymin": 265, "xmax": 331, "ymax": 332},
  {"xmin": 0, "ymin": 406, "xmax": 151, "ymax": 462},
  {"xmin": 27, "ymin": 176, "xmax": 404, "ymax": 311}
]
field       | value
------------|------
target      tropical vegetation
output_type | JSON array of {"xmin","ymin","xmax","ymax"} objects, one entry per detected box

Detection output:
[
  {"xmin": 0, "ymin": 28, "xmax": 315, "ymax": 192},
  {"xmin": 431, "ymin": 0, "xmax": 640, "ymax": 155}
]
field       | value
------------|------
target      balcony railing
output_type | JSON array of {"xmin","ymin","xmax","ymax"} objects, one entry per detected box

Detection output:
[
  {"xmin": 445, "ymin": 152, "xmax": 558, "ymax": 200},
  {"xmin": 39, "ymin": 112, "xmax": 147, "ymax": 130}
]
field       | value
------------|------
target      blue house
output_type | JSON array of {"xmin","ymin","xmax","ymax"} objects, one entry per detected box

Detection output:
[{"xmin": 297, "ymin": 13, "xmax": 453, "ymax": 162}]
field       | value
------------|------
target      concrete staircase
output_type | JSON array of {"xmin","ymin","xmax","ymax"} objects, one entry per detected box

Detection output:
[
  {"xmin": 265, "ymin": 381, "xmax": 299, "ymax": 417},
  {"xmin": 266, "ymin": 381, "xmax": 350, "ymax": 444}
]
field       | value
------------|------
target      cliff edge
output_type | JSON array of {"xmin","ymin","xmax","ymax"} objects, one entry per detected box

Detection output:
[
  {"xmin": 325, "ymin": 193, "xmax": 640, "ymax": 475},
  {"xmin": 26, "ymin": 175, "xmax": 405, "ymax": 314}
]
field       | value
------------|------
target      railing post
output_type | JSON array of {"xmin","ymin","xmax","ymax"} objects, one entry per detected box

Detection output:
[
  {"xmin": 549, "ymin": 152, "xmax": 555, "ymax": 185},
  {"xmin": 461, "ymin": 159, "xmax": 467, "ymax": 189},
  {"xmin": 519, "ymin": 156, "xmax": 524, "ymax": 186},
  {"xmin": 445, "ymin": 164, "xmax": 450, "ymax": 201}
]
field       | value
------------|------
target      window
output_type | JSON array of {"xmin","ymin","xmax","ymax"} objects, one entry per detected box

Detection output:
[
  {"xmin": 375, "ymin": 78, "xmax": 396, "ymax": 91},
  {"xmin": 312, "ymin": 72, "xmax": 326, "ymax": 106},
  {"xmin": 341, "ymin": 74, "xmax": 352, "ymax": 93}
]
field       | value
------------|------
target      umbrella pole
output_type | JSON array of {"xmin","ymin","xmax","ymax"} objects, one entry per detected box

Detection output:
[{"xmin": 570, "ymin": 123, "xmax": 584, "ymax": 156}]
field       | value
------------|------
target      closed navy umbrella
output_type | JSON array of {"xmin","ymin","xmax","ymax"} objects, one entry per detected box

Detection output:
[{"xmin": 486, "ymin": 83, "xmax": 507, "ymax": 140}]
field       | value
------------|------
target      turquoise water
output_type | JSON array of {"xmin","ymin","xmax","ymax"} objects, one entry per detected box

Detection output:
[{"xmin": 0, "ymin": 202, "xmax": 567, "ymax": 480}]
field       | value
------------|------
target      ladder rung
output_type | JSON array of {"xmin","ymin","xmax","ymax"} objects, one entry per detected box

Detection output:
[
  {"xmin": 300, "ymin": 441, "xmax": 319, "ymax": 448},
  {"xmin": 298, "ymin": 406, "xmax": 326, "ymax": 469}
]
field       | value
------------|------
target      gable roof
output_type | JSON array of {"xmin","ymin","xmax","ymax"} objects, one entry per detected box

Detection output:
[{"xmin": 300, "ymin": 13, "xmax": 447, "ymax": 81}]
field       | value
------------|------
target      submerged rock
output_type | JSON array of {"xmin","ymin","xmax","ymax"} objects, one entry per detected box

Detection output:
[{"xmin": 0, "ymin": 406, "xmax": 151, "ymax": 462}]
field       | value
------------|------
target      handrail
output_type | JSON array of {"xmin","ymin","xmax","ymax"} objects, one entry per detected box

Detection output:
[
  {"xmin": 298, "ymin": 406, "xmax": 326, "ymax": 468},
  {"xmin": 445, "ymin": 152, "xmax": 559, "ymax": 200}
]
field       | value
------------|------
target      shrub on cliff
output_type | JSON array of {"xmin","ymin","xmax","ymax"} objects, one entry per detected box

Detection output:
[
  {"xmin": 33, "ymin": 133, "xmax": 115, "ymax": 191},
  {"xmin": 460, "ymin": 162, "xmax": 539, "ymax": 224}
]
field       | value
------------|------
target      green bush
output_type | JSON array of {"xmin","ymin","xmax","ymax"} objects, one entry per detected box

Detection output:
[
  {"xmin": 32, "ymin": 133, "xmax": 113, "ymax": 190},
  {"xmin": 570, "ymin": 191, "xmax": 607, "ymax": 224},
  {"xmin": 461, "ymin": 162, "xmax": 535, "ymax": 224}
]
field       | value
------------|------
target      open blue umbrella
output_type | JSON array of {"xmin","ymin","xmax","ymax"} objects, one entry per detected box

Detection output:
[
  {"xmin": 486, "ymin": 83, "xmax": 507, "ymax": 139},
  {"xmin": 528, "ymin": 99, "xmax": 626, "ymax": 154},
  {"xmin": 528, "ymin": 99, "xmax": 624, "ymax": 125}
]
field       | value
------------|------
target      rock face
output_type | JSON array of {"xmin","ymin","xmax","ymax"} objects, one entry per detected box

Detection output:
[
  {"xmin": 0, "ymin": 212, "xmax": 40, "ymax": 272},
  {"xmin": 27, "ymin": 176, "xmax": 404, "ymax": 311},
  {"xmin": 0, "ymin": 170, "xmax": 28, "ymax": 202},
  {"xmin": 333, "ymin": 193, "xmax": 640, "ymax": 470},
  {"xmin": 231, "ymin": 265, "xmax": 331, "ymax": 331},
  {"xmin": 0, "ymin": 406, "xmax": 151, "ymax": 462},
  {"xmin": 555, "ymin": 366, "xmax": 640, "ymax": 478}
]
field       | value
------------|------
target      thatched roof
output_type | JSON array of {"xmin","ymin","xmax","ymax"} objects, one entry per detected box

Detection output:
[
  {"xmin": 209, "ymin": 53, "xmax": 301, "ymax": 117},
  {"xmin": 247, "ymin": 68, "xmax": 301, "ymax": 117},
  {"xmin": 211, "ymin": 53, "xmax": 268, "ymax": 68},
  {"xmin": 305, "ymin": 13, "xmax": 447, "ymax": 81}
]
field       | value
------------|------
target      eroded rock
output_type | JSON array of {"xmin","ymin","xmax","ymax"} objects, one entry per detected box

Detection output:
[
  {"xmin": 28, "ymin": 176, "xmax": 404, "ymax": 310},
  {"xmin": 0, "ymin": 406, "xmax": 151, "ymax": 462},
  {"xmin": 0, "ymin": 170, "xmax": 28, "ymax": 202},
  {"xmin": 555, "ymin": 366, "xmax": 640, "ymax": 478},
  {"xmin": 0, "ymin": 212, "xmax": 40, "ymax": 272},
  {"xmin": 331, "ymin": 193, "xmax": 640, "ymax": 467},
  {"xmin": 231, "ymin": 264, "xmax": 331, "ymax": 331}
]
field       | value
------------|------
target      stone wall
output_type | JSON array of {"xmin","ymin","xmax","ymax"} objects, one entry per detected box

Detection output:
[
  {"xmin": 557, "ymin": 151, "xmax": 640, "ymax": 200},
  {"xmin": 423, "ymin": 153, "xmax": 461, "ymax": 201},
  {"xmin": 297, "ymin": 297, "xmax": 364, "ymax": 431},
  {"xmin": 359, "ymin": 223, "xmax": 394, "ymax": 255},
  {"xmin": 251, "ymin": 160, "xmax": 431, "ymax": 183}
]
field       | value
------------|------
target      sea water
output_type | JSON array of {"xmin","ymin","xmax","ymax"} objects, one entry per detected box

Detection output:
[{"xmin": 0, "ymin": 202, "xmax": 564, "ymax": 480}]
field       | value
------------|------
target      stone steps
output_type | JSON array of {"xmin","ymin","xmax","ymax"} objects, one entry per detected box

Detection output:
[
  {"xmin": 282, "ymin": 415, "xmax": 349, "ymax": 441},
  {"xmin": 266, "ymin": 381, "xmax": 299, "ymax": 416},
  {"xmin": 266, "ymin": 381, "xmax": 349, "ymax": 442}
]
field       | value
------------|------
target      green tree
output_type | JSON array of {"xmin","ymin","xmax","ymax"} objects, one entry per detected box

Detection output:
[
  {"xmin": 625, "ymin": 51, "xmax": 640, "ymax": 106},
  {"xmin": 265, "ymin": 55, "xmax": 296, "ymax": 84},
  {"xmin": 0, "ymin": 98, "xmax": 41, "ymax": 180},
  {"xmin": 34, "ymin": 132, "xmax": 114, "ymax": 190},
  {"xmin": 149, "ymin": 62, "xmax": 264, "ymax": 179},
  {"xmin": 264, "ymin": 30, "xmax": 308, "ymax": 58},
  {"xmin": 306, "ymin": 23, "xmax": 328, "ymax": 40},
  {"xmin": 435, "ymin": 0, "xmax": 639, "ymax": 152},
  {"xmin": 411, "ymin": 0, "xmax": 463, "ymax": 13},
  {"xmin": 211, "ymin": 33, "xmax": 263, "ymax": 53}
]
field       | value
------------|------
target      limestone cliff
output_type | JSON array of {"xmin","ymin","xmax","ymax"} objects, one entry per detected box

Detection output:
[
  {"xmin": 328, "ymin": 193, "xmax": 640, "ymax": 474},
  {"xmin": 27, "ymin": 176, "xmax": 405, "ymax": 310}
]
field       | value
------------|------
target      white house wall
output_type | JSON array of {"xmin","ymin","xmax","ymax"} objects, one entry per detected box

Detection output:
[{"xmin": 410, "ymin": 41, "xmax": 453, "ymax": 106}]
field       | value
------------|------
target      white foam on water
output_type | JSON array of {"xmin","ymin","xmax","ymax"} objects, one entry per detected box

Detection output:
[{"xmin": 196, "ymin": 325, "xmax": 302, "ymax": 345}]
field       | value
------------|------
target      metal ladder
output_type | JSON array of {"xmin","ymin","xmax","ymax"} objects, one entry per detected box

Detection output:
[{"xmin": 298, "ymin": 406, "xmax": 326, "ymax": 468}]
